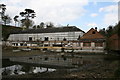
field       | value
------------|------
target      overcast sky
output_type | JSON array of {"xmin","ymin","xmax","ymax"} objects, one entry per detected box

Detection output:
[{"xmin": 1, "ymin": 0, "xmax": 119, "ymax": 32}]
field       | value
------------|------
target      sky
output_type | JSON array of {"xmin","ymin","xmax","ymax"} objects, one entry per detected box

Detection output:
[{"xmin": 0, "ymin": 0, "xmax": 119, "ymax": 32}]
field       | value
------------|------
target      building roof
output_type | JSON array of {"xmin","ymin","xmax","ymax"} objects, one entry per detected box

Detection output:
[
  {"xmin": 80, "ymin": 28, "xmax": 105, "ymax": 41},
  {"xmin": 109, "ymin": 34, "xmax": 120, "ymax": 40},
  {"xmin": 11, "ymin": 26, "xmax": 85, "ymax": 34}
]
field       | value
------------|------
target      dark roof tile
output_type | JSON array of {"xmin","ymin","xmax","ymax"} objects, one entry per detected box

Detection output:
[{"xmin": 11, "ymin": 26, "xmax": 85, "ymax": 34}]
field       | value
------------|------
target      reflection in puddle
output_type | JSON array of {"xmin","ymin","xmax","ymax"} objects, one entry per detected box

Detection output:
[
  {"xmin": 2, "ymin": 53, "xmax": 120, "ymax": 78},
  {"xmin": 2, "ymin": 65, "xmax": 56, "ymax": 76}
]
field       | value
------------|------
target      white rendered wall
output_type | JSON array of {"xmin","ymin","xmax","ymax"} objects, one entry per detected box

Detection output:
[{"xmin": 8, "ymin": 31, "xmax": 84, "ymax": 41}]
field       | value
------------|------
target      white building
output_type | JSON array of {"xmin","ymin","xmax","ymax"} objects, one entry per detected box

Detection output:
[
  {"xmin": 8, "ymin": 26, "xmax": 85, "ymax": 42},
  {"xmin": 7, "ymin": 27, "xmax": 106, "ymax": 53}
]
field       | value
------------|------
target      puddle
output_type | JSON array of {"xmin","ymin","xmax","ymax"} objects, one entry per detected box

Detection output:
[{"xmin": 1, "ymin": 65, "xmax": 56, "ymax": 76}]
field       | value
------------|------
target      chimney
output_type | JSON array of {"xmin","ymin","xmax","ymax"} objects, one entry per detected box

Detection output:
[{"xmin": 95, "ymin": 27, "xmax": 97, "ymax": 30}]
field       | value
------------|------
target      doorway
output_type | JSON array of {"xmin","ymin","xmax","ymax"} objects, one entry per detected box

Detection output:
[{"xmin": 44, "ymin": 37, "xmax": 49, "ymax": 41}]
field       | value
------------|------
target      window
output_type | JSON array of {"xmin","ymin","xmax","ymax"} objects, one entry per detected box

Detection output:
[
  {"xmin": 95, "ymin": 42, "xmax": 103, "ymax": 47},
  {"xmin": 83, "ymin": 42, "xmax": 91, "ymax": 47},
  {"xmin": 20, "ymin": 43, "xmax": 23, "ymax": 46},
  {"xmin": 92, "ymin": 31, "xmax": 96, "ymax": 34},
  {"xmin": 29, "ymin": 37, "xmax": 32, "ymax": 41},
  {"xmin": 63, "ymin": 37, "xmax": 67, "ymax": 41}
]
